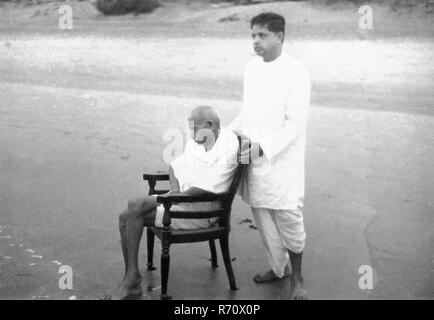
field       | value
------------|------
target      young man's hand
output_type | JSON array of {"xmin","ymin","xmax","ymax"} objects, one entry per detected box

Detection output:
[{"xmin": 240, "ymin": 141, "xmax": 263, "ymax": 164}]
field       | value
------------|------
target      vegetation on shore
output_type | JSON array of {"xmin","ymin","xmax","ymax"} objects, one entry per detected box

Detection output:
[{"xmin": 1, "ymin": 0, "xmax": 432, "ymax": 15}]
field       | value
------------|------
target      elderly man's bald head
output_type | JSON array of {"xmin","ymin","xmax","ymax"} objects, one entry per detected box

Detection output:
[{"xmin": 188, "ymin": 105, "xmax": 220, "ymax": 129}]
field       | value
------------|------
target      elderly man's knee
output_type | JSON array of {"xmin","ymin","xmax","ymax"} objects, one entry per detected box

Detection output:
[
  {"xmin": 127, "ymin": 197, "xmax": 144, "ymax": 213},
  {"xmin": 119, "ymin": 210, "xmax": 129, "ymax": 226}
]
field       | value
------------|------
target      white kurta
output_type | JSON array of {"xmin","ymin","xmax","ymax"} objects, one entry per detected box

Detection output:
[{"xmin": 230, "ymin": 52, "xmax": 311, "ymax": 210}]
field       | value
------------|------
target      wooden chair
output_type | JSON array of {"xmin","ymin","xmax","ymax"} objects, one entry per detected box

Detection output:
[{"xmin": 142, "ymin": 136, "xmax": 245, "ymax": 299}]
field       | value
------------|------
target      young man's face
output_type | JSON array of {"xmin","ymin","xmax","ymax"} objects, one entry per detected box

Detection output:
[{"xmin": 251, "ymin": 24, "xmax": 283, "ymax": 58}]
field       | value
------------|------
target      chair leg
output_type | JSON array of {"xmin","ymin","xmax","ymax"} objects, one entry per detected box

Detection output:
[
  {"xmin": 160, "ymin": 241, "xmax": 172, "ymax": 300},
  {"xmin": 219, "ymin": 235, "xmax": 238, "ymax": 291},
  {"xmin": 146, "ymin": 228, "xmax": 156, "ymax": 271},
  {"xmin": 209, "ymin": 240, "xmax": 218, "ymax": 268}
]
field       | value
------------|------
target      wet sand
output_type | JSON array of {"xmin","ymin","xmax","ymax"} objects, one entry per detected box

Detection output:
[
  {"xmin": 0, "ymin": 1, "xmax": 433, "ymax": 299},
  {"xmin": 1, "ymin": 82, "xmax": 432, "ymax": 299}
]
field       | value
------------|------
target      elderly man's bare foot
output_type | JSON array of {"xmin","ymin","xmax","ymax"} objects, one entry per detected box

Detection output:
[
  {"xmin": 112, "ymin": 282, "xmax": 142, "ymax": 300},
  {"xmin": 289, "ymin": 277, "xmax": 307, "ymax": 300},
  {"xmin": 253, "ymin": 265, "xmax": 291, "ymax": 283},
  {"xmin": 101, "ymin": 275, "xmax": 143, "ymax": 300}
]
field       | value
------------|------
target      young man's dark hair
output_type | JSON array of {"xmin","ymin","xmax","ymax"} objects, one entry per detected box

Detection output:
[{"xmin": 250, "ymin": 12, "xmax": 285, "ymax": 35}]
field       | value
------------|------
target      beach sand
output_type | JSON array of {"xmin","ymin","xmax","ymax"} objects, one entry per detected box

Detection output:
[{"xmin": 0, "ymin": 0, "xmax": 433, "ymax": 299}]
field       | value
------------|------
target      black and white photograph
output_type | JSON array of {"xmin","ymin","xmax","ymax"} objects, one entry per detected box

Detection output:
[{"xmin": 0, "ymin": 0, "xmax": 433, "ymax": 304}]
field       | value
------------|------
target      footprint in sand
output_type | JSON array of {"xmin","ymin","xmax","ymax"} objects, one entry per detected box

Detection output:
[
  {"xmin": 238, "ymin": 218, "xmax": 252, "ymax": 224},
  {"xmin": 238, "ymin": 218, "xmax": 257, "ymax": 230}
]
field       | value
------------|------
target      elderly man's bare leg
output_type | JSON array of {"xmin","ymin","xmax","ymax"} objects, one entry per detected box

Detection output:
[
  {"xmin": 288, "ymin": 250, "xmax": 307, "ymax": 300},
  {"xmin": 119, "ymin": 209, "xmax": 129, "ymax": 278},
  {"xmin": 107, "ymin": 196, "xmax": 158, "ymax": 300}
]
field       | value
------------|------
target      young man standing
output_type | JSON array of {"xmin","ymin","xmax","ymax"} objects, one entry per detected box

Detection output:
[{"xmin": 229, "ymin": 12, "xmax": 311, "ymax": 300}]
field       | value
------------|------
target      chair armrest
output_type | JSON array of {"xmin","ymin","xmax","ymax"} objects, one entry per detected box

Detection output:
[
  {"xmin": 156, "ymin": 193, "xmax": 227, "ymax": 205},
  {"xmin": 143, "ymin": 172, "xmax": 170, "ymax": 196},
  {"xmin": 143, "ymin": 172, "xmax": 170, "ymax": 181}
]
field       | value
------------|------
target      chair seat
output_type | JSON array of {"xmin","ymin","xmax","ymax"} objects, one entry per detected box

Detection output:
[{"xmin": 149, "ymin": 225, "xmax": 227, "ymax": 244}]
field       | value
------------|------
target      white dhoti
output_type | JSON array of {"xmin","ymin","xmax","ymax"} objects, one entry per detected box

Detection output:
[{"xmin": 251, "ymin": 206, "xmax": 306, "ymax": 278}]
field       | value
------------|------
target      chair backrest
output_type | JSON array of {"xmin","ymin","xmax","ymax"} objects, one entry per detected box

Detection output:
[{"xmin": 219, "ymin": 135, "xmax": 247, "ymax": 229}]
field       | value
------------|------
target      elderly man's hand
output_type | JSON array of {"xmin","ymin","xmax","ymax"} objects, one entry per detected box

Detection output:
[
  {"xmin": 240, "ymin": 141, "xmax": 263, "ymax": 164},
  {"xmin": 166, "ymin": 189, "xmax": 181, "ymax": 195}
]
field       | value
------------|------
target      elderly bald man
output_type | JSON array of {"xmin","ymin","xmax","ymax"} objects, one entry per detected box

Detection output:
[{"xmin": 107, "ymin": 106, "xmax": 239, "ymax": 300}]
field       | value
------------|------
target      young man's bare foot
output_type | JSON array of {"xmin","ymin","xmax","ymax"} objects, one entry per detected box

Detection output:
[
  {"xmin": 289, "ymin": 277, "xmax": 307, "ymax": 300},
  {"xmin": 253, "ymin": 265, "xmax": 291, "ymax": 283}
]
